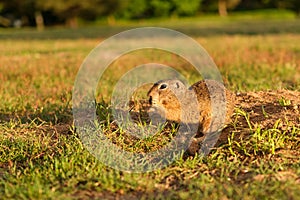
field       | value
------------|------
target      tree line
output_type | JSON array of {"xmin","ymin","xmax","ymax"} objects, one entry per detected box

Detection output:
[{"xmin": 0, "ymin": 0, "xmax": 299, "ymax": 29}]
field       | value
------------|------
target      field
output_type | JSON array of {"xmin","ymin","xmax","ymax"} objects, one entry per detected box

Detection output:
[{"xmin": 0, "ymin": 15, "xmax": 300, "ymax": 199}]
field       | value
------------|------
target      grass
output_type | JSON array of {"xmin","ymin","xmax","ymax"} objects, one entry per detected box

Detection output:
[{"xmin": 0, "ymin": 16, "xmax": 300, "ymax": 199}]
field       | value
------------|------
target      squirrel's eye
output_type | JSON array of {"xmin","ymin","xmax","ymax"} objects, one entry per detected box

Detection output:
[{"xmin": 159, "ymin": 83, "xmax": 167, "ymax": 90}]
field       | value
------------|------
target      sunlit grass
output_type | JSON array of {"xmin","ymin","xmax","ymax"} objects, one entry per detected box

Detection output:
[{"xmin": 0, "ymin": 19, "xmax": 300, "ymax": 199}]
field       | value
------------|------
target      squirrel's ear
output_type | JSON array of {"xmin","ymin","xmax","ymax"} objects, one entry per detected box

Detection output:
[{"xmin": 175, "ymin": 81, "xmax": 181, "ymax": 89}]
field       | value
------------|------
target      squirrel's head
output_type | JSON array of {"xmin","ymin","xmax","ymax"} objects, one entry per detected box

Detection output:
[
  {"xmin": 147, "ymin": 79, "xmax": 201, "ymax": 123},
  {"xmin": 147, "ymin": 79, "xmax": 186, "ymax": 109}
]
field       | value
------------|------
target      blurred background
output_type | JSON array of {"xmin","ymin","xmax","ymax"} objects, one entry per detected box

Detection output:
[{"xmin": 0, "ymin": 0, "xmax": 299, "ymax": 29}]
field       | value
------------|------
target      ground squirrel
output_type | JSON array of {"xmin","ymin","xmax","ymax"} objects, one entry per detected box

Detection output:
[{"xmin": 147, "ymin": 79, "xmax": 235, "ymax": 155}]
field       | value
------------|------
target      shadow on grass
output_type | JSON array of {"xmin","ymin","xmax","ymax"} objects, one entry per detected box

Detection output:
[
  {"xmin": 0, "ymin": 103, "xmax": 73, "ymax": 125},
  {"xmin": 0, "ymin": 19, "xmax": 300, "ymax": 40}
]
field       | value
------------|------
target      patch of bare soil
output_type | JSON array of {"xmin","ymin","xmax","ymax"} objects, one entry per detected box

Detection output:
[{"xmin": 223, "ymin": 90, "xmax": 300, "ymax": 140}]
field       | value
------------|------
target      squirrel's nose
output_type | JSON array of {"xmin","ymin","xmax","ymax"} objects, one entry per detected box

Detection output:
[{"xmin": 149, "ymin": 96, "xmax": 152, "ymax": 105}]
